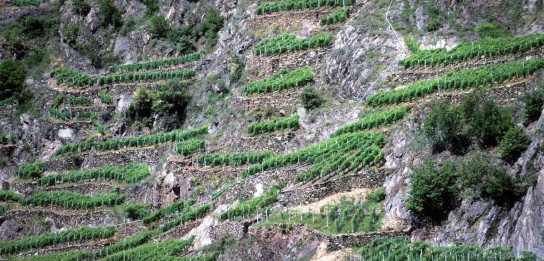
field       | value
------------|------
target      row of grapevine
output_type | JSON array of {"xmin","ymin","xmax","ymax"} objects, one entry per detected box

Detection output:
[
  {"xmin": 0, "ymin": 205, "xmax": 4, "ymax": 215},
  {"xmin": 157, "ymin": 203, "xmax": 212, "ymax": 232},
  {"xmin": 368, "ymin": 58, "xmax": 544, "ymax": 106},
  {"xmin": 36, "ymin": 162, "xmax": 149, "ymax": 186},
  {"xmin": 18, "ymin": 230, "xmax": 161, "ymax": 261},
  {"xmin": 256, "ymin": 191, "xmax": 384, "ymax": 234},
  {"xmin": 143, "ymin": 197, "xmax": 196, "ymax": 225},
  {"xmin": 247, "ymin": 115, "xmax": 300, "ymax": 135},
  {"xmin": 53, "ymin": 67, "xmax": 195, "ymax": 87},
  {"xmin": 0, "ymin": 226, "xmax": 114, "ymax": 255},
  {"xmin": 0, "ymin": 96, "xmax": 15, "ymax": 107},
  {"xmin": 98, "ymin": 90, "xmax": 113, "ymax": 104},
  {"xmin": 331, "ymin": 105, "xmax": 410, "ymax": 137},
  {"xmin": 220, "ymin": 184, "xmax": 283, "ymax": 220},
  {"xmin": 320, "ymin": 7, "xmax": 348, "ymax": 25},
  {"xmin": 15, "ymin": 160, "xmax": 44, "ymax": 179},
  {"xmin": 66, "ymin": 95, "xmax": 92, "ymax": 106},
  {"xmin": 55, "ymin": 126, "xmax": 208, "ymax": 156},
  {"xmin": 12, "ymin": 0, "xmax": 40, "ymax": 6},
  {"xmin": 242, "ymin": 131, "xmax": 384, "ymax": 179},
  {"xmin": 108, "ymin": 51, "xmax": 203, "ymax": 73},
  {"xmin": 253, "ymin": 32, "xmax": 332, "ymax": 56},
  {"xmin": 359, "ymin": 237, "xmax": 532, "ymax": 261},
  {"xmin": 255, "ymin": 0, "xmax": 353, "ymax": 15},
  {"xmin": 400, "ymin": 33, "xmax": 544, "ymax": 68},
  {"xmin": 101, "ymin": 237, "xmax": 196, "ymax": 261},
  {"xmin": 0, "ymin": 190, "xmax": 22, "ymax": 202},
  {"xmin": 175, "ymin": 139, "xmax": 205, "ymax": 156},
  {"xmin": 196, "ymin": 151, "xmax": 276, "ymax": 167},
  {"xmin": 21, "ymin": 191, "xmax": 125, "ymax": 209},
  {"xmin": 242, "ymin": 66, "xmax": 314, "ymax": 94}
]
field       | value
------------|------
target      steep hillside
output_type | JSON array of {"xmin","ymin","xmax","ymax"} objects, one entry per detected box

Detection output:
[{"xmin": 1, "ymin": 0, "xmax": 544, "ymax": 260}]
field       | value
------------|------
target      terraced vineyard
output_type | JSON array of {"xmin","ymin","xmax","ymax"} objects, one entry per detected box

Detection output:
[{"xmin": 3, "ymin": 0, "xmax": 544, "ymax": 260}]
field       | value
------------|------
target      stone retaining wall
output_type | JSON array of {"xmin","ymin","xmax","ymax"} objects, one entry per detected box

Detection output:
[
  {"xmin": 279, "ymin": 169, "xmax": 388, "ymax": 205},
  {"xmin": 434, "ymin": 80, "xmax": 532, "ymax": 105},
  {"xmin": 232, "ymin": 88, "xmax": 303, "ymax": 112},
  {"xmin": 245, "ymin": 47, "xmax": 329, "ymax": 81},
  {"xmin": 82, "ymin": 145, "xmax": 171, "ymax": 170},
  {"xmin": 326, "ymin": 230, "xmax": 408, "ymax": 251},
  {"xmin": 246, "ymin": 8, "xmax": 335, "ymax": 32}
]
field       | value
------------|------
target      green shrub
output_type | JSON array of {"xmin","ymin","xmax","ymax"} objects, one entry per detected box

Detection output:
[
  {"xmin": 0, "ymin": 58, "xmax": 25, "ymax": 100},
  {"xmin": 423, "ymin": 101, "xmax": 471, "ymax": 154},
  {"xmin": 195, "ymin": 9, "xmax": 223, "ymax": 45},
  {"xmin": 98, "ymin": 90, "xmax": 113, "ymax": 104},
  {"xmin": 406, "ymin": 159, "xmax": 458, "ymax": 218},
  {"xmin": 472, "ymin": 99, "xmax": 513, "ymax": 148},
  {"xmin": 72, "ymin": 0, "xmax": 91, "ymax": 16},
  {"xmin": 499, "ymin": 127, "xmax": 530, "ymax": 164},
  {"xmin": 300, "ymin": 87, "xmax": 323, "ymax": 110},
  {"xmin": 523, "ymin": 88, "xmax": 544, "ymax": 124},
  {"xmin": 148, "ymin": 15, "xmax": 169, "ymax": 38},
  {"xmin": 475, "ymin": 23, "xmax": 509, "ymax": 38},
  {"xmin": 142, "ymin": 0, "xmax": 159, "ymax": 16},
  {"xmin": 128, "ymin": 87, "xmax": 153, "ymax": 123},
  {"xmin": 98, "ymin": 0, "xmax": 122, "ymax": 29}
]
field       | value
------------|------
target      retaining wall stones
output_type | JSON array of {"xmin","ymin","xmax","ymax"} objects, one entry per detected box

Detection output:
[
  {"xmin": 246, "ymin": 8, "xmax": 335, "ymax": 32},
  {"xmin": 279, "ymin": 169, "xmax": 387, "ymax": 205},
  {"xmin": 82, "ymin": 145, "xmax": 171, "ymax": 170},
  {"xmin": 232, "ymin": 88, "xmax": 303, "ymax": 112}
]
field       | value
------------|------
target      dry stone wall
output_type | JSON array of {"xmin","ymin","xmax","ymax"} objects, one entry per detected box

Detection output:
[
  {"xmin": 82, "ymin": 145, "xmax": 170, "ymax": 170},
  {"xmin": 246, "ymin": 8, "xmax": 335, "ymax": 32}
]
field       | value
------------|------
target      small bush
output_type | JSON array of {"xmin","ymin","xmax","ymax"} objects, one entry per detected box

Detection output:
[
  {"xmin": 148, "ymin": 15, "xmax": 169, "ymax": 38},
  {"xmin": 142, "ymin": 0, "xmax": 159, "ymax": 16},
  {"xmin": 195, "ymin": 9, "xmax": 223, "ymax": 45},
  {"xmin": 98, "ymin": 0, "xmax": 122, "ymax": 29},
  {"xmin": 406, "ymin": 159, "xmax": 457, "ymax": 219},
  {"xmin": 475, "ymin": 23, "xmax": 509, "ymax": 39},
  {"xmin": 300, "ymin": 87, "xmax": 323, "ymax": 110},
  {"xmin": 499, "ymin": 127, "xmax": 530, "ymax": 164},
  {"xmin": 0, "ymin": 59, "xmax": 25, "ymax": 100},
  {"xmin": 127, "ymin": 87, "xmax": 153, "ymax": 124},
  {"xmin": 523, "ymin": 89, "xmax": 544, "ymax": 125},
  {"xmin": 72, "ymin": 0, "xmax": 91, "ymax": 16}
]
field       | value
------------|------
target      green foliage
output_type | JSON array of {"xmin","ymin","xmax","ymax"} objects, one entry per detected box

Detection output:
[
  {"xmin": 475, "ymin": 23, "xmax": 509, "ymax": 39},
  {"xmin": 121, "ymin": 203, "xmax": 149, "ymax": 220},
  {"xmin": 320, "ymin": 7, "xmax": 348, "ymax": 25},
  {"xmin": 148, "ymin": 15, "xmax": 170, "ymax": 38},
  {"xmin": 98, "ymin": 90, "xmax": 113, "ymax": 104},
  {"xmin": 523, "ymin": 88, "xmax": 544, "ymax": 124},
  {"xmin": 368, "ymin": 58, "xmax": 544, "ymax": 106},
  {"xmin": 55, "ymin": 126, "xmax": 208, "ymax": 156},
  {"xmin": 101, "ymin": 237, "xmax": 194, "ymax": 261},
  {"xmin": 15, "ymin": 160, "xmax": 44, "ymax": 179},
  {"xmin": 0, "ymin": 226, "xmax": 114, "ymax": 255},
  {"xmin": 12, "ymin": 0, "xmax": 40, "ymax": 6},
  {"xmin": 332, "ymin": 106, "xmax": 409, "ymax": 137},
  {"xmin": 0, "ymin": 58, "xmax": 25, "ymax": 100},
  {"xmin": 472, "ymin": 99, "xmax": 513, "ymax": 148},
  {"xmin": 143, "ymin": 197, "xmax": 196, "ymax": 225},
  {"xmin": 499, "ymin": 127, "xmax": 530, "ymax": 164},
  {"xmin": 22, "ymin": 191, "xmax": 125, "ymax": 209},
  {"xmin": 127, "ymin": 87, "xmax": 153, "ymax": 123},
  {"xmin": 247, "ymin": 115, "xmax": 300, "ymax": 135},
  {"xmin": 158, "ymin": 203, "xmax": 211, "ymax": 232},
  {"xmin": 66, "ymin": 94, "xmax": 92, "ymax": 106},
  {"xmin": 404, "ymin": 36, "xmax": 420, "ymax": 53},
  {"xmin": 407, "ymin": 154, "xmax": 526, "ymax": 219},
  {"xmin": 366, "ymin": 188, "xmax": 386, "ymax": 203},
  {"xmin": 0, "ymin": 190, "xmax": 22, "ymax": 202},
  {"xmin": 196, "ymin": 151, "xmax": 276, "ymax": 167},
  {"xmin": 253, "ymin": 32, "xmax": 332, "ymax": 56},
  {"xmin": 194, "ymin": 9, "xmax": 223, "ymax": 46},
  {"xmin": 36, "ymin": 162, "xmax": 149, "ymax": 186},
  {"xmin": 142, "ymin": 0, "xmax": 159, "ymax": 16},
  {"xmin": 167, "ymin": 26, "xmax": 196, "ymax": 54},
  {"xmin": 406, "ymin": 159, "xmax": 458, "ymax": 218},
  {"xmin": 220, "ymin": 184, "xmax": 283, "ymax": 220},
  {"xmin": 359, "ymin": 237, "xmax": 530, "ymax": 260},
  {"xmin": 242, "ymin": 66, "xmax": 314, "ymax": 94},
  {"xmin": 0, "ymin": 205, "xmax": 4, "ymax": 215},
  {"xmin": 255, "ymin": 0, "xmax": 353, "ymax": 15},
  {"xmin": 423, "ymin": 101, "xmax": 471, "ymax": 154},
  {"xmin": 175, "ymin": 139, "xmax": 205, "ymax": 156},
  {"xmin": 300, "ymin": 87, "xmax": 324, "ymax": 110},
  {"xmin": 72, "ymin": 0, "xmax": 91, "ymax": 16},
  {"xmin": 98, "ymin": 0, "xmax": 122, "ymax": 29},
  {"xmin": 424, "ymin": 1, "xmax": 442, "ymax": 32},
  {"xmin": 109, "ymin": 52, "xmax": 203, "ymax": 73},
  {"xmin": 53, "ymin": 67, "xmax": 195, "ymax": 87},
  {"xmin": 240, "ymin": 132, "xmax": 384, "ymax": 182},
  {"xmin": 399, "ymin": 33, "xmax": 544, "ymax": 68}
]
